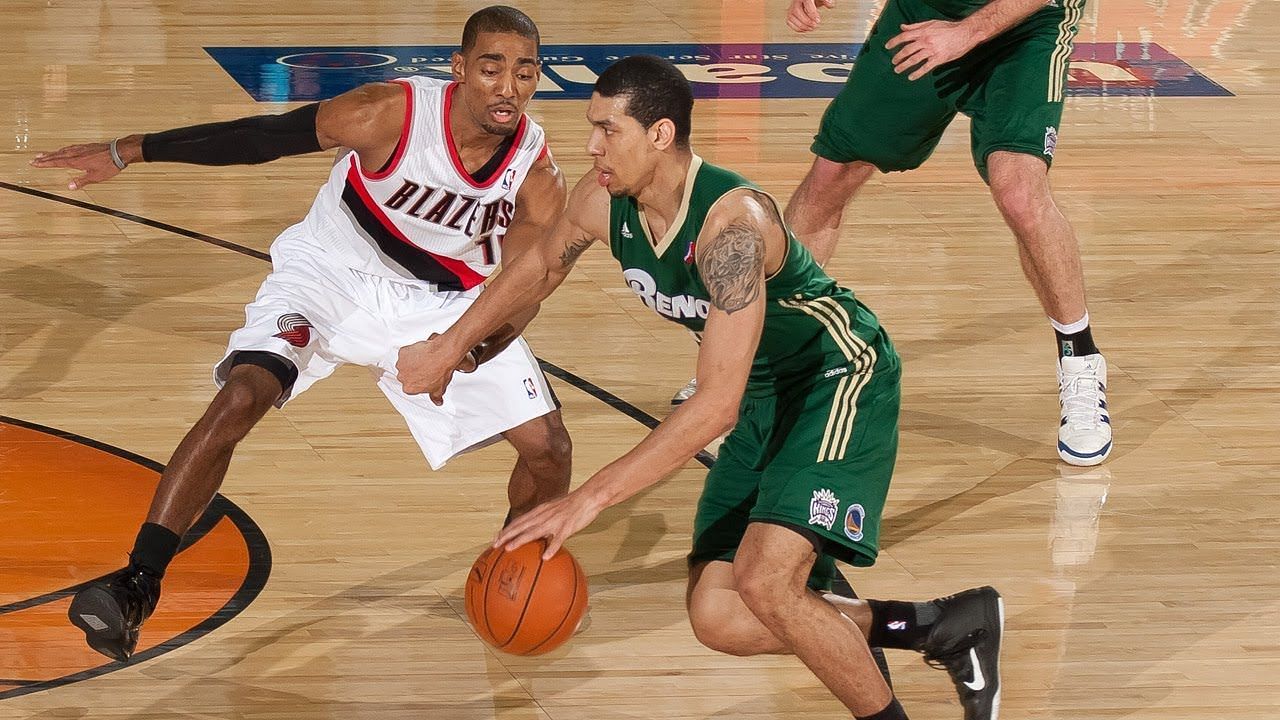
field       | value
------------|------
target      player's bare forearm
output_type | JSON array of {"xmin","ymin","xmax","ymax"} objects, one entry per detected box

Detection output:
[
  {"xmin": 961, "ymin": 0, "xmax": 1047, "ymax": 45},
  {"xmin": 459, "ymin": 150, "xmax": 565, "ymax": 368},
  {"xmin": 436, "ymin": 245, "xmax": 572, "ymax": 365},
  {"xmin": 491, "ymin": 400, "xmax": 732, "ymax": 557},
  {"xmin": 578, "ymin": 391, "xmax": 739, "ymax": 510},
  {"xmin": 470, "ymin": 303, "xmax": 540, "ymax": 366}
]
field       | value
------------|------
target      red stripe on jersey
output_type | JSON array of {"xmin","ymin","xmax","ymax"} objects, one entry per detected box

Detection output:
[
  {"xmin": 362, "ymin": 79, "xmax": 414, "ymax": 181},
  {"xmin": 442, "ymin": 81, "xmax": 528, "ymax": 190},
  {"xmin": 345, "ymin": 161, "xmax": 487, "ymax": 290}
]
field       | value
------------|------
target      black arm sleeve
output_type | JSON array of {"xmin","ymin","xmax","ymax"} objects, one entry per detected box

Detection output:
[{"xmin": 141, "ymin": 102, "xmax": 323, "ymax": 165}]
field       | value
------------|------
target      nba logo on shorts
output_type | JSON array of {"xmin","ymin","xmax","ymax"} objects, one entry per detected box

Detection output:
[
  {"xmin": 523, "ymin": 378, "xmax": 538, "ymax": 399},
  {"xmin": 1044, "ymin": 126, "xmax": 1058, "ymax": 157},
  {"xmin": 844, "ymin": 503, "xmax": 866, "ymax": 542}
]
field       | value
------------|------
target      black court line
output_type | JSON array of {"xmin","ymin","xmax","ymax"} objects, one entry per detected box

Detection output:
[
  {"xmin": 0, "ymin": 181, "xmax": 715, "ymax": 470},
  {"xmin": 0, "ymin": 181, "xmax": 270, "ymax": 262},
  {"xmin": 0, "ymin": 417, "xmax": 273, "ymax": 702}
]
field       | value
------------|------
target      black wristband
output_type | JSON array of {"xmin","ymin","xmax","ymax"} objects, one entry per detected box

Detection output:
[{"xmin": 141, "ymin": 102, "xmax": 322, "ymax": 165}]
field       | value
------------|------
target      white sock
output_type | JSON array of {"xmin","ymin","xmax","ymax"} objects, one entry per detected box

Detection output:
[{"xmin": 1051, "ymin": 311, "xmax": 1089, "ymax": 335}]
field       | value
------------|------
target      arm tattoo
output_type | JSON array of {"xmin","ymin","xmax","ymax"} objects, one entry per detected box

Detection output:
[
  {"xmin": 701, "ymin": 220, "xmax": 764, "ymax": 314},
  {"xmin": 558, "ymin": 235, "xmax": 595, "ymax": 269}
]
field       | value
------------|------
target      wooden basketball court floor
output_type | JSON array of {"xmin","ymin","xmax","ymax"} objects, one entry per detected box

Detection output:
[{"xmin": 1, "ymin": 1, "xmax": 1277, "ymax": 718}]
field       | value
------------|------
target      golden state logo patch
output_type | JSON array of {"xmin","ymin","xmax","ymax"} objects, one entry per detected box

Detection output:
[{"xmin": 844, "ymin": 503, "xmax": 866, "ymax": 542}]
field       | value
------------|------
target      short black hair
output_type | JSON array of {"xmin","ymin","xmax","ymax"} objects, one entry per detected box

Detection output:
[
  {"xmin": 594, "ymin": 55, "xmax": 693, "ymax": 148},
  {"xmin": 461, "ymin": 5, "xmax": 540, "ymax": 53}
]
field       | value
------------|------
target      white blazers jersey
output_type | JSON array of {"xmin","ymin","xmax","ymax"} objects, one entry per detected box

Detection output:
[{"xmin": 300, "ymin": 76, "xmax": 547, "ymax": 290}]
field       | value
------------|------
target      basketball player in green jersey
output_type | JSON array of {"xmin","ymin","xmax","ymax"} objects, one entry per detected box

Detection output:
[
  {"xmin": 784, "ymin": 0, "xmax": 1112, "ymax": 466},
  {"xmin": 398, "ymin": 56, "xmax": 1002, "ymax": 720}
]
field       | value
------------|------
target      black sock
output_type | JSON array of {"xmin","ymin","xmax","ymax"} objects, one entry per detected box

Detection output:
[
  {"xmin": 866, "ymin": 599, "xmax": 939, "ymax": 650},
  {"xmin": 1055, "ymin": 324, "xmax": 1099, "ymax": 358},
  {"xmin": 856, "ymin": 697, "xmax": 908, "ymax": 720},
  {"xmin": 129, "ymin": 522, "xmax": 181, "ymax": 577}
]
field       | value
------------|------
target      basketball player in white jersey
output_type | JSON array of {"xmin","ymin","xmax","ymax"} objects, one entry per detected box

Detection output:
[{"xmin": 31, "ymin": 6, "xmax": 570, "ymax": 663}]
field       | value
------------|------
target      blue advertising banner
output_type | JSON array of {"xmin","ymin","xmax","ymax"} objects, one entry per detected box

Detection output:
[{"xmin": 206, "ymin": 42, "xmax": 1231, "ymax": 102}]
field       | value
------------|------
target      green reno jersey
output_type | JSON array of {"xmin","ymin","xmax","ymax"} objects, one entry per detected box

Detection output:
[
  {"xmin": 608, "ymin": 157, "xmax": 882, "ymax": 393},
  {"xmin": 607, "ymin": 156, "xmax": 903, "ymax": 583}
]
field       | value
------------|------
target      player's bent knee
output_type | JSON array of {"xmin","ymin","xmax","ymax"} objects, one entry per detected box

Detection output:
[
  {"xmin": 544, "ymin": 415, "xmax": 573, "ymax": 464},
  {"xmin": 524, "ymin": 414, "xmax": 573, "ymax": 466},
  {"xmin": 732, "ymin": 565, "xmax": 796, "ymax": 624},
  {"xmin": 989, "ymin": 175, "xmax": 1052, "ymax": 233},
  {"xmin": 206, "ymin": 368, "xmax": 280, "ymax": 437},
  {"xmin": 805, "ymin": 158, "xmax": 875, "ymax": 197},
  {"xmin": 993, "ymin": 188, "xmax": 1051, "ymax": 237},
  {"xmin": 509, "ymin": 414, "xmax": 573, "ymax": 489}
]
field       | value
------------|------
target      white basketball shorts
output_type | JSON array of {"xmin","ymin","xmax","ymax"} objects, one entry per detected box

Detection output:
[{"xmin": 213, "ymin": 229, "xmax": 557, "ymax": 469}]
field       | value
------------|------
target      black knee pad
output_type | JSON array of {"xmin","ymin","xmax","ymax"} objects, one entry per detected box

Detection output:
[{"xmin": 230, "ymin": 350, "xmax": 298, "ymax": 395}]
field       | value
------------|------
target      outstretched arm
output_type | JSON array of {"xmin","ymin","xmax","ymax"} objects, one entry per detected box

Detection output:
[
  {"xmin": 494, "ymin": 190, "xmax": 780, "ymax": 559},
  {"xmin": 395, "ymin": 169, "xmax": 611, "ymax": 400},
  {"xmin": 30, "ymin": 82, "xmax": 406, "ymax": 190}
]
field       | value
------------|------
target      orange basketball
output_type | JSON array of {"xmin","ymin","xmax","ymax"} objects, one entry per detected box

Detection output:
[{"xmin": 464, "ymin": 542, "xmax": 588, "ymax": 656}]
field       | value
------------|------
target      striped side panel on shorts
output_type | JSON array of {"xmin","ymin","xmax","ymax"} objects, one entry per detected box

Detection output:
[
  {"xmin": 778, "ymin": 296, "xmax": 877, "ymax": 461},
  {"xmin": 1048, "ymin": 0, "xmax": 1086, "ymax": 102}
]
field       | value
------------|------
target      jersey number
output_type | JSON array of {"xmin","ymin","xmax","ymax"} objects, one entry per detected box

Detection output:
[{"xmin": 476, "ymin": 232, "xmax": 500, "ymax": 265}]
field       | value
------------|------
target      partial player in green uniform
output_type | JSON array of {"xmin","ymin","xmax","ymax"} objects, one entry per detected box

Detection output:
[
  {"xmin": 784, "ymin": 0, "xmax": 1113, "ymax": 466},
  {"xmin": 398, "ymin": 55, "xmax": 1004, "ymax": 720}
]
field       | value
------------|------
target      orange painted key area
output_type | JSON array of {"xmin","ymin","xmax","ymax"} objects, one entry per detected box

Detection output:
[{"xmin": 0, "ymin": 419, "xmax": 270, "ymax": 698}]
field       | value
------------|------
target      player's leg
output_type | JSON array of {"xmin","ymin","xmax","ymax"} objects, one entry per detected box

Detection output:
[
  {"xmin": 734, "ymin": 522, "xmax": 902, "ymax": 718},
  {"xmin": 500, "ymin": 408, "xmax": 572, "ymax": 517},
  {"xmin": 965, "ymin": 0, "xmax": 1109, "ymax": 465},
  {"xmin": 785, "ymin": 160, "xmax": 877, "ymax": 266},
  {"xmin": 69, "ymin": 239, "xmax": 343, "ymax": 660},
  {"xmin": 684, "ymin": 393, "xmax": 894, "ymax": 681},
  {"xmin": 68, "ymin": 361, "xmax": 285, "ymax": 662},
  {"xmin": 684, "ymin": 397, "xmax": 779, "ymax": 654},
  {"xmin": 146, "ymin": 359, "xmax": 288, "ymax": 534},
  {"xmin": 785, "ymin": 0, "xmax": 957, "ymax": 266},
  {"xmin": 688, "ymin": 553, "xmax": 874, "ymax": 653},
  {"xmin": 737, "ymin": 330, "xmax": 1001, "ymax": 720},
  {"xmin": 735, "ymin": 331, "xmax": 902, "ymax": 717},
  {"xmin": 688, "ymin": 541, "xmax": 1005, "ymax": 719}
]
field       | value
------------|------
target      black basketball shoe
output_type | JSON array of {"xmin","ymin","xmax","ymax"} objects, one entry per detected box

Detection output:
[
  {"xmin": 68, "ymin": 565, "xmax": 161, "ymax": 662},
  {"xmin": 919, "ymin": 586, "xmax": 1004, "ymax": 720}
]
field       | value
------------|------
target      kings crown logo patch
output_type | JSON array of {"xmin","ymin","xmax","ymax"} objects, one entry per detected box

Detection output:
[{"xmin": 809, "ymin": 488, "xmax": 839, "ymax": 531}]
